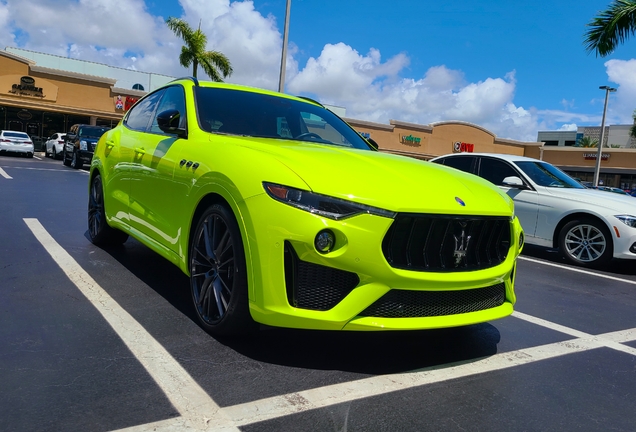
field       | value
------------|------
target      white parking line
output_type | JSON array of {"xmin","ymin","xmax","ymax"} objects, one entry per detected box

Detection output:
[
  {"xmin": 24, "ymin": 218, "xmax": 636, "ymax": 431},
  {"xmin": 0, "ymin": 167, "xmax": 12, "ymax": 179},
  {"xmin": 519, "ymin": 255, "xmax": 636, "ymax": 286},
  {"xmin": 23, "ymin": 218, "xmax": 240, "ymax": 432},
  {"xmin": 33, "ymin": 155, "xmax": 42, "ymax": 160}
]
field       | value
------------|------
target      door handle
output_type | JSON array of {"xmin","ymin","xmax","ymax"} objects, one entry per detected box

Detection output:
[{"xmin": 134, "ymin": 147, "xmax": 145, "ymax": 155}]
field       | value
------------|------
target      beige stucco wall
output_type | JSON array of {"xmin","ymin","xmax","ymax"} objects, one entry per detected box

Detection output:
[
  {"xmin": 0, "ymin": 53, "xmax": 132, "ymax": 120},
  {"xmin": 530, "ymin": 146, "xmax": 636, "ymax": 170}
]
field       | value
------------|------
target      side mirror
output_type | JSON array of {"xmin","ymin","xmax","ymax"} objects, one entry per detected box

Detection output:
[
  {"xmin": 157, "ymin": 109, "xmax": 186, "ymax": 137},
  {"xmin": 366, "ymin": 137, "xmax": 379, "ymax": 151},
  {"xmin": 66, "ymin": 133, "xmax": 76, "ymax": 141},
  {"xmin": 502, "ymin": 176, "xmax": 526, "ymax": 189}
]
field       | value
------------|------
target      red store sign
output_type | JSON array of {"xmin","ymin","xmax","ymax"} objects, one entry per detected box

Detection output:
[{"xmin": 453, "ymin": 141, "xmax": 474, "ymax": 153}]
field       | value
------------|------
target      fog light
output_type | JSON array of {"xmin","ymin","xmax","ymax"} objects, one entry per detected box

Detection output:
[
  {"xmin": 630, "ymin": 242, "xmax": 636, "ymax": 254},
  {"xmin": 315, "ymin": 230, "xmax": 335, "ymax": 254}
]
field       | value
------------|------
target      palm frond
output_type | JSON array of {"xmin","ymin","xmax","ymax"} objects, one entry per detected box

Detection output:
[{"xmin": 584, "ymin": 0, "xmax": 636, "ymax": 57}]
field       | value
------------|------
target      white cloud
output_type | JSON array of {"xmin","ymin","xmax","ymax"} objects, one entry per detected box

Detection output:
[
  {"xmin": 605, "ymin": 59, "xmax": 636, "ymax": 124},
  {"xmin": 558, "ymin": 123, "xmax": 578, "ymax": 131}
]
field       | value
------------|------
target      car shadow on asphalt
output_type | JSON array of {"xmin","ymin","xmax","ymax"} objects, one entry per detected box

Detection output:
[
  {"xmin": 93, "ymin": 235, "xmax": 502, "ymax": 375},
  {"xmin": 521, "ymin": 244, "xmax": 636, "ymax": 276}
]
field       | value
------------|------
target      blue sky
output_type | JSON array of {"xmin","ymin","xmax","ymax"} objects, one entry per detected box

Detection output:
[{"xmin": 1, "ymin": 0, "xmax": 635, "ymax": 141}]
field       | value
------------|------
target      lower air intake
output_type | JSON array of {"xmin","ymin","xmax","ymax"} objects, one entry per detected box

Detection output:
[{"xmin": 359, "ymin": 283, "xmax": 506, "ymax": 318}]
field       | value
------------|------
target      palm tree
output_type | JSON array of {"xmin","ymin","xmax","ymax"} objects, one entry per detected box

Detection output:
[
  {"xmin": 584, "ymin": 0, "xmax": 636, "ymax": 56},
  {"xmin": 576, "ymin": 136, "xmax": 599, "ymax": 147},
  {"xmin": 166, "ymin": 17, "xmax": 233, "ymax": 81}
]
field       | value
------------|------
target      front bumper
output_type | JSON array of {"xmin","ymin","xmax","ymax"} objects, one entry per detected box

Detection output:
[
  {"xmin": 240, "ymin": 193, "xmax": 523, "ymax": 331},
  {"xmin": 78, "ymin": 149, "xmax": 94, "ymax": 164}
]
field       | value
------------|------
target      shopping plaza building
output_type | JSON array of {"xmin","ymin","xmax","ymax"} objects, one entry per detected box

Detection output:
[{"xmin": 3, "ymin": 47, "xmax": 636, "ymax": 189}]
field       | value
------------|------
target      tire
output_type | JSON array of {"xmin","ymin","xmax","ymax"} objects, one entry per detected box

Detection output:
[
  {"xmin": 189, "ymin": 204, "xmax": 258, "ymax": 337},
  {"xmin": 52, "ymin": 147, "xmax": 57, "ymax": 159},
  {"xmin": 70, "ymin": 150, "xmax": 83, "ymax": 169},
  {"xmin": 88, "ymin": 174, "xmax": 129, "ymax": 246},
  {"xmin": 26, "ymin": 153, "xmax": 33, "ymax": 158},
  {"xmin": 558, "ymin": 218, "xmax": 613, "ymax": 267},
  {"xmin": 63, "ymin": 149, "xmax": 71, "ymax": 166}
]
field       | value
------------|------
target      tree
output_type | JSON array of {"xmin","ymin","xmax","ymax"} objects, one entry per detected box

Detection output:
[
  {"xmin": 631, "ymin": 109, "xmax": 636, "ymax": 139},
  {"xmin": 584, "ymin": 0, "xmax": 636, "ymax": 57},
  {"xmin": 576, "ymin": 136, "xmax": 599, "ymax": 147},
  {"xmin": 166, "ymin": 17, "xmax": 233, "ymax": 81}
]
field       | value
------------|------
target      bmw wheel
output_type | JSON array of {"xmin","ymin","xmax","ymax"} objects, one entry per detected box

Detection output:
[
  {"xmin": 88, "ymin": 174, "xmax": 128, "ymax": 246},
  {"xmin": 190, "ymin": 204, "xmax": 257, "ymax": 337},
  {"xmin": 558, "ymin": 218, "xmax": 613, "ymax": 267}
]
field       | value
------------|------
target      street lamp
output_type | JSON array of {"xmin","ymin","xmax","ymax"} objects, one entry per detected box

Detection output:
[
  {"xmin": 278, "ymin": 0, "xmax": 291, "ymax": 93},
  {"xmin": 593, "ymin": 85, "xmax": 616, "ymax": 187}
]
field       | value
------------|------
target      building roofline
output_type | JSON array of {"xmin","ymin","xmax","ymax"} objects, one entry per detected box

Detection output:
[
  {"xmin": 29, "ymin": 65, "xmax": 117, "ymax": 85},
  {"xmin": 0, "ymin": 49, "xmax": 36, "ymax": 65}
]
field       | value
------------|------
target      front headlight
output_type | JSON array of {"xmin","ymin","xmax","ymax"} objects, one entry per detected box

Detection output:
[
  {"xmin": 79, "ymin": 140, "xmax": 88, "ymax": 150},
  {"xmin": 615, "ymin": 215, "xmax": 636, "ymax": 228},
  {"xmin": 263, "ymin": 182, "xmax": 396, "ymax": 220}
]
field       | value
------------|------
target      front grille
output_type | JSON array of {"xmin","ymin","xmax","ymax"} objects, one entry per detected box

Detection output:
[
  {"xmin": 284, "ymin": 242, "xmax": 360, "ymax": 310},
  {"xmin": 382, "ymin": 214, "xmax": 511, "ymax": 272},
  {"xmin": 359, "ymin": 283, "xmax": 506, "ymax": 318}
]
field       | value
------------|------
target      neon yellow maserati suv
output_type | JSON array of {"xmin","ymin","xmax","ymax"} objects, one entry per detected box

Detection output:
[{"xmin": 88, "ymin": 77, "xmax": 523, "ymax": 336}]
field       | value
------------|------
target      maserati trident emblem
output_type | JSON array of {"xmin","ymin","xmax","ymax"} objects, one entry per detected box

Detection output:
[{"xmin": 453, "ymin": 222, "xmax": 471, "ymax": 267}]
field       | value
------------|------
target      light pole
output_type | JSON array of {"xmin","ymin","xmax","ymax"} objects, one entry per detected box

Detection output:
[
  {"xmin": 278, "ymin": 0, "xmax": 291, "ymax": 93},
  {"xmin": 593, "ymin": 85, "xmax": 616, "ymax": 187}
]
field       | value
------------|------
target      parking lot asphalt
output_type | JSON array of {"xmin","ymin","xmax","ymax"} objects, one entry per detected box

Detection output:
[{"xmin": 1, "ymin": 154, "xmax": 636, "ymax": 431}]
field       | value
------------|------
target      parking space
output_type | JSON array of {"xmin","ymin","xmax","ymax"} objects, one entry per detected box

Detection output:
[{"xmin": 1, "ymin": 156, "xmax": 636, "ymax": 431}]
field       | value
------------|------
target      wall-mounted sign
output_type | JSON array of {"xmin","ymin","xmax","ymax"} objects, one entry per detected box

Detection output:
[
  {"xmin": 114, "ymin": 95, "xmax": 124, "ymax": 110},
  {"xmin": 124, "ymin": 96, "xmax": 139, "ymax": 111},
  {"xmin": 16, "ymin": 109, "xmax": 32, "ymax": 120},
  {"xmin": 358, "ymin": 131, "xmax": 371, "ymax": 139},
  {"xmin": 453, "ymin": 141, "xmax": 474, "ymax": 153},
  {"xmin": 400, "ymin": 134, "xmax": 421, "ymax": 145},
  {"xmin": 583, "ymin": 153, "xmax": 610, "ymax": 161},
  {"xmin": 9, "ymin": 76, "xmax": 45, "ymax": 98}
]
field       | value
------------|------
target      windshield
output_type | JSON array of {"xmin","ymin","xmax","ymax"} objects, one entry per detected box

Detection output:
[
  {"xmin": 78, "ymin": 126, "xmax": 109, "ymax": 138},
  {"xmin": 194, "ymin": 87, "xmax": 372, "ymax": 150},
  {"xmin": 516, "ymin": 161, "xmax": 585, "ymax": 189}
]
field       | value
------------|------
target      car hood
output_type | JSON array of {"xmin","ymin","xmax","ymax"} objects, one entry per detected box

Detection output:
[
  {"xmin": 542, "ymin": 187, "xmax": 636, "ymax": 213},
  {"xmin": 237, "ymin": 139, "xmax": 513, "ymax": 215}
]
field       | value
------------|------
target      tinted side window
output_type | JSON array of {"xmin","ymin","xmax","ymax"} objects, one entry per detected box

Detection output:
[
  {"xmin": 125, "ymin": 91, "xmax": 164, "ymax": 132},
  {"xmin": 439, "ymin": 156, "xmax": 475, "ymax": 174},
  {"xmin": 149, "ymin": 85, "xmax": 187, "ymax": 134},
  {"xmin": 478, "ymin": 158, "xmax": 520, "ymax": 186}
]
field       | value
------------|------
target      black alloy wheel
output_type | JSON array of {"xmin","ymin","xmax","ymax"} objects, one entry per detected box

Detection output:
[
  {"xmin": 71, "ymin": 150, "xmax": 83, "ymax": 169},
  {"xmin": 190, "ymin": 204, "xmax": 257, "ymax": 336},
  {"xmin": 88, "ymin": 174, "xmax": 128, "ymax": 246},
  {"xmin": 558, "ymin": 217, "xmax": 613, "ymax": 267},
  {"xmin": 63, "ymin": 149, "xmax": 71, "ymax": 166}
]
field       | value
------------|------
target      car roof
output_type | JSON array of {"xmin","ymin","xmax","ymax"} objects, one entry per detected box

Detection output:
[
  {"xmin": 1, "ymin": 130, "xmax": 30, "ymax": 136},
  {"xmin": 434, "ymin": 152, "xmax": 543, "ymax": 164}
]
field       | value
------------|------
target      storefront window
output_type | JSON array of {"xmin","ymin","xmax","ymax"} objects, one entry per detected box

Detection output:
[
  {"xmin": 66, "ymin": 115, "xmax": 91, "ymax": 129},
  {"xmin": 42, "ymin": 112, "xmax": 65, "ymax": 140}
]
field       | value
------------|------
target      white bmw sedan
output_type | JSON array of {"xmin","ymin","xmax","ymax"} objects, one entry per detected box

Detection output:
[{"xmin": 431, "ymin": 153, "xmax": 636, "ymax": 267}]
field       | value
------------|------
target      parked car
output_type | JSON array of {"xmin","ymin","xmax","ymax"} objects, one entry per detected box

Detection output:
[
  {"xmin": 0, "ymin": 130, "xmax": 34, "ymax": 158},
  {"xmin": 430, "ymin": 153, "xmax": 636, "ymax": 268},
  {"xmin": 44, "ymin": 133, "xmax": 66, "ymax": 159},
  {"xmin": 63, "ymin": 124, "xmax": 110, "ymax": 169},
  {"xmin": 596, "ymin": 186, "xmax": 631, "ymax": 196},
  {"xmin": 88, "ymin": 77, "xmax": 523, "ymax": 336}
]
